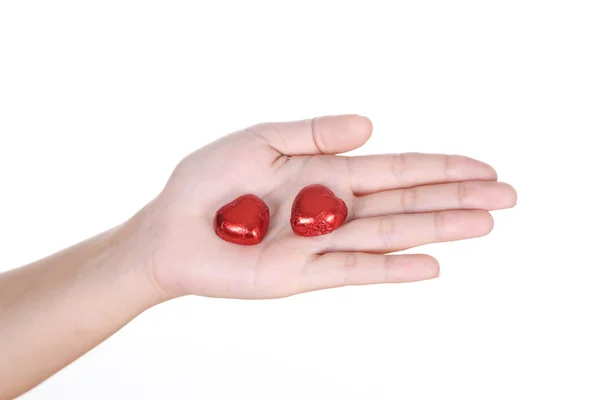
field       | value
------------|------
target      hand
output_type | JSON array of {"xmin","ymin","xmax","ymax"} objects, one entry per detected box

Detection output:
[{"xmin": 134, "ymin": 115, "xmax": 516, "ymax": 300}]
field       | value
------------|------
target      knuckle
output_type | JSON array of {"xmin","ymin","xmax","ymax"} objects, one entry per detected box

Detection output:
[
  {"xmin": 392, "ymin": 153, "xmax": 409, "ymax": 180},
  {"xmin": 434, "ymin": 211, "xmax": 461, "ymax": 240},
  {"xmin": 342, "ymin": 253, "xmax": 358, "ymax": 285},
  {"xmin": 401, "ymin": 187, "xmax": 419, "ymax": 211},
  {"xmin": 383, "ymin": 256, "xmax": 394, "ymax": 282},
  {"xmin": 433, "ymin": 212, "xmax": 447, "ymax": 240},
  {"xmin": 378, "ymin": 217, "xmax": 396, "ymax": 249},
  {"xmin": 346, "ymin": 156, "xmax": 357, "ymax": 194},
  {"xmin": 352, "ymin": 196, "xmax": 365, "ymax": 219},
  {"xmin": 311, "ymin": 117, "xmax": 328, "ymax": 153},
  {"xmin": 457, "ymin": 181, "xmax": 472, "ymax": 207}
]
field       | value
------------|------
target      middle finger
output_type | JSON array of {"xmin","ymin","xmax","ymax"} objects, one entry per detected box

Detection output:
[{"xmin": 352, "ymin": 181, "xmax": 516, "ymax": 219}]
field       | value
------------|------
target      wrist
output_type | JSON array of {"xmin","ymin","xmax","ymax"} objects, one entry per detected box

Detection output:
[{"xmin": 115, "ymin": 201, "xmax": 175, "ymax": 306}]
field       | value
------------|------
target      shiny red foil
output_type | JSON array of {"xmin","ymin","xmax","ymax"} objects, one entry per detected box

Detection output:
[
  {"xmin": 214, "ymin": 194, "xmax": 270, "ymax": 245},
  {"xmin": 290, "ymin": 184, "xmax": 348, "ymax": 237}
]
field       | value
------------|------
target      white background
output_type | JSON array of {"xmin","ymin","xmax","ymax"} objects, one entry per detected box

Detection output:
[{"xmin": 1, "ymin": 1, "xmax": 599, "ymax": 399}]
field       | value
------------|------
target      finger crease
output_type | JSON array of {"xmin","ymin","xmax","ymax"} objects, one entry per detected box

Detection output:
[
  {"xmin": 311, "ymin": 118, "xmax": 327, "ymax": 154},
  {"xmin": 343, "ymin": 253, "xmax": 358, "ymax": 286}
]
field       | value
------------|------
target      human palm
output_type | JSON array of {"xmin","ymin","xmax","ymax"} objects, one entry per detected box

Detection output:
[{"xmin": 145, "ymin": 115, "xmax": 516, "ymax": 299}]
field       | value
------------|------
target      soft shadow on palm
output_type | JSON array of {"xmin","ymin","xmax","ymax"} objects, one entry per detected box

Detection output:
[{"xmin": 151, "ymin": 115, "xmax": 516, "ymax": 299}]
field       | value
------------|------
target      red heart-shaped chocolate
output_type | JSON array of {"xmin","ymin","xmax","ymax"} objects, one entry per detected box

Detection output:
[
  {"xmin": 214, "ymin": 194, "xmax": 270, "ymax": 245},
  {"xmin": 290, "ymin": 184, "xmax": 348, "ymax": 237}
]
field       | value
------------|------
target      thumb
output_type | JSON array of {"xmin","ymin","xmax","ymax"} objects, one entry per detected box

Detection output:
[{"xmin": 249, "ymin": 114, "xmax": 373, "ymax": 156}]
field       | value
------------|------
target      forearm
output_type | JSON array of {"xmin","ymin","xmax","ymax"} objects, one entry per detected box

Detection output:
[{"xmin": 0, "ymin": 218, "xmax": 165, "ymax": 399}]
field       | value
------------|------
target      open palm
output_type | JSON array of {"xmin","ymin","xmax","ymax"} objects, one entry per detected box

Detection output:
[{"xmin": 147, "ymin": 115, "xmax": 516, "ymax": 299}]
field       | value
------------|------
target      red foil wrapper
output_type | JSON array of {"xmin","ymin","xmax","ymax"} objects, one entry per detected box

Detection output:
[
  {"xmin": 290, "ymin": 184, "xmax": 348, "ymax": 237},
  {"xmin": 214, "ymin": 194, "xmax": 270, "ymax": 245}
]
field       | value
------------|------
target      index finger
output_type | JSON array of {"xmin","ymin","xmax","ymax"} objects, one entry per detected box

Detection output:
[{"xmin": 348, "ymin": 153, "xmax": 498, "ymax": 195}]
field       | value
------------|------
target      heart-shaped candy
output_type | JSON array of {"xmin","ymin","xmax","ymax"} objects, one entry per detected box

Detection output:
[
  {"xmin": 290, "ymin": 184, "xmax": 348, "ymax": 237},
  {"xmin": 214, "ymin": 194, "xmax": 270, "ymax": 245}
]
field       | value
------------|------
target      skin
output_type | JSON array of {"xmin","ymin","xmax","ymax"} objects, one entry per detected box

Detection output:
[{"xmin": 0, "ymin": 115, "xmax": 517, "ymax": 398}]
